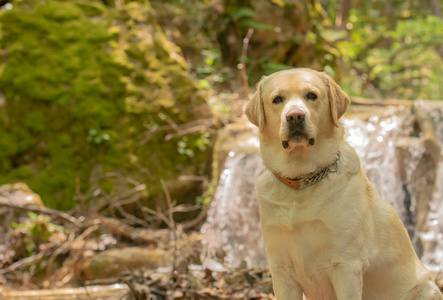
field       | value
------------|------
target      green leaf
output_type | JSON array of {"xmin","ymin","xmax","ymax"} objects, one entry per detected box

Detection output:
[
  {"xmin": 229, "ymin": 7, "xmax": 255, "ymax": 21},
  {"xmin": 238, "ymin": 19, "xmax": 273, "ymax": 31}
]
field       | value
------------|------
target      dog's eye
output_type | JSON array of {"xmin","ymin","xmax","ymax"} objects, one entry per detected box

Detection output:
[
  {"xmin": 306, "ymin": 92, "xmax": 317, "ymax": 101},
  {"xmin": 272, "ymin": 96, "xmax": 284, "ymax": 104}
]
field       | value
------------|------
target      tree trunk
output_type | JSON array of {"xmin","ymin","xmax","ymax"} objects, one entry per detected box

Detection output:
[
  {"xmin": 335, "ymin": 0, "xmax": 352, "ymax": 30},
  {"xmin": 430, "ymin": 0, "xmax": 442, "ymax": 17},
  {"xmin": 430, "ymin": 0, "xmax": 443, "ymax": 58}
]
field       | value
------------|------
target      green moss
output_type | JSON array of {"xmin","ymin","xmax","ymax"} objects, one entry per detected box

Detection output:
[
  {"xmin": 8, "ymin": 166, "xmax": 34, "ymax": 180},
  {"xmin": 0, "ymin": 0, "xmax": 212, "ymax": 210}
]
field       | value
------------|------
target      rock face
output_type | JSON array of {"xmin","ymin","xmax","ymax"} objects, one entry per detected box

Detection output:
[{"xmin": 0, "ymin": 1, "xmax": 212, "ymax": 210}]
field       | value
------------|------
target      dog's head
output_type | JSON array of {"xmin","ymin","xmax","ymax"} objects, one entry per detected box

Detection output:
[{"xmin": 245, "ymin": 68, "xmax": 350, "ymax": 152}]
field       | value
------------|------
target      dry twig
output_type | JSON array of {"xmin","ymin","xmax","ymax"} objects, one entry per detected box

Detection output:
[
  {"xmin": 0, "ymin": 202, "xmax": 79, "ymax": 226},
  {"xmin": 160, "ymin": 179, "xmax": 179, "ymax": 280},
  {"xmin": 96, "ymin": 215, "xmax": 167, "ymax": 244}
]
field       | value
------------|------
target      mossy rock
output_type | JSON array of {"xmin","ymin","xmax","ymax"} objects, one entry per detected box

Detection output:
[{"xmin": 0, "ymin": 0, "xmax": 213, "ymax": 210}]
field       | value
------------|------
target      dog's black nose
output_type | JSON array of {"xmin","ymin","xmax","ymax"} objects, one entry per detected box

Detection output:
[{"xmin": 285, "ymin": 109, "xmax": 305, "ymax": 124}]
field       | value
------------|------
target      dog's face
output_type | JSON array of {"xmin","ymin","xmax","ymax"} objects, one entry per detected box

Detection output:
[{"xmin": 245, "ymin": 68, "xmax": 350, "ymax": 153}]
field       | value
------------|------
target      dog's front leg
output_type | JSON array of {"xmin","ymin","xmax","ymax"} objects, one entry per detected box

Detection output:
[
  {"xmin": 328, "ymin": 261, "xmax": 363, "ymax": 300},
  {"xmin": 271, "ymin": 271, "xmax": 304, "ymax": 300}
]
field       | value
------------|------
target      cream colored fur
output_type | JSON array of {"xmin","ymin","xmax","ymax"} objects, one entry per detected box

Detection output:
[{"xmin": 245, "ymin": 68, "xmax": 442, "ymax": 300}]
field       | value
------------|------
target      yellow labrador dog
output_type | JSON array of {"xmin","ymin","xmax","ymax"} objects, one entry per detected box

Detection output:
[{"xmin": 245, "ymin": 68, "xmax": 442, "ymax": 300}]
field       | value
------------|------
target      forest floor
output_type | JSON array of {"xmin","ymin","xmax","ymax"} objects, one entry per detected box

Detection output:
[{"xmin": 0, "ymin": 183, "xmax": 276, "ymax": 299}]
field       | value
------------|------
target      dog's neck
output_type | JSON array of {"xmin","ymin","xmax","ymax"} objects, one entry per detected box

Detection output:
[
  {"xmin": 272, "ymin": 152, "xmax": 341, "ymax": 189},
  {"xmin": 260, "ymin": 126, "xmax": 344, "ymax": 179}
]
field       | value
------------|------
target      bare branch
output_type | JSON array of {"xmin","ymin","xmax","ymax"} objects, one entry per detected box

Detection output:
[
  {"xmin": 238, "ymin": 28, "xmax": 254, "ymax": 96},
  {"xmin": 0, "ymin": 202, "xmax": 79, "ymax": 226}
]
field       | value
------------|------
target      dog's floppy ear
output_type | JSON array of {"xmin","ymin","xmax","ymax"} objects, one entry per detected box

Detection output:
[
  {"xmin": 322, "ymin": 73, "xmax": 350, "ymax": 127},
  {"xmin": 245, "ymin": 76, "xmax": 267, "ymax": 131}
]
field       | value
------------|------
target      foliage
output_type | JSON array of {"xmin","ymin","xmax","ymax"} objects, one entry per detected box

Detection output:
[
  {"xmin": 8, "ymin": 212, "xmax": 67, "ymax": 273},
  {"xmin": 158, "ymin": 0, "xmax": 443, "ymax": 100},
  {"xmin": 11, "ymin": 212, "xmax": 65, "ymax": 257},
  {"xmin": 0, "ymin": 0, "xmax": 213, "ymax": 210},
  {"xmin": 204, "ymin": 0, "xmax": 341, "ymax": 84},
  {"xmin": 336, "ymin": 9, "xmax": 443, "ymax": 100},
  {"xmin": 150, "ymin": 0, "xmax": 232, "ymax": 90}
]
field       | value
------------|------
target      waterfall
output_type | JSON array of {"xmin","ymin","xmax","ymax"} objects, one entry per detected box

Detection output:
[
  {"xmin": 343, "ymin": 104, "xmax": 443, "ymax": 272},
  {"xmin": 202, "ymin": 104, "xmax": 443, "ymax": 275},
  {"xmin": 201, "ymin": 140, "xmax": 267, "ymax": 268}
]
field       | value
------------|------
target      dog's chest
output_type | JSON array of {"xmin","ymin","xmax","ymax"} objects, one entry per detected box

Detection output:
[
  {"xmin": 259, "ymin": 201, "xmax": 337, "ymax": 295},
  {"xmin": 261, "ymin": 206, "xmax": 334, "ymax": 268}
]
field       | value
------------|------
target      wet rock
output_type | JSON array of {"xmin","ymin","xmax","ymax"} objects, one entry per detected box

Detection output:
[
  {"xmin": 396, "ymin": 103, "xmax": 441, "ymax": 240},
  {"xmin": 411, "ymin": 103, "xmax": 441, "ymax": 164},
  {"xmin": 211, "ymin": 118, "xmax": 259, "ymax": 188}
]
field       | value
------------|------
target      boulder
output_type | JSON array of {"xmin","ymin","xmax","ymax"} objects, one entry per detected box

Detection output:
[{"xmin": 0, "ymin": 182, "xmax": 45, "ymax": 208}]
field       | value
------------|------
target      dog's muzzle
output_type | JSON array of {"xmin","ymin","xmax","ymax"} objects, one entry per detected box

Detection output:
[
  {"xmin": 286, "ymin": 108, "xmax": 306, "ymax": 136},
  {"xmin": 282, "ymin": 108, "xmax": 315, "ymax": 148}
]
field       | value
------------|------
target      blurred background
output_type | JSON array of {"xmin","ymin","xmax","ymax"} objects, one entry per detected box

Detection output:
[{"xmin": 0, "ymin": 0, "xmax": 443, "ymax": 298}]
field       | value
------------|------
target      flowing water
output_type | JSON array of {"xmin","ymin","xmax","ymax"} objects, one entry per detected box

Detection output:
[
  {"xmin": 201, "ymin": 133, "xmax": 267, "ymax": 268},
  {"xmin": 202, "ymin": 104, "xmax": 443, "ymax": 276},
  {"xmin": 343, "ymin": 104, "xmax": 443, "ymax": 272}
]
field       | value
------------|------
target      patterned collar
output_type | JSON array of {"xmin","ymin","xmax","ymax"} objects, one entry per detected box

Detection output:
[{"xmin": 273, "ymin": 153, "xmax": 341, "ymax": 189}]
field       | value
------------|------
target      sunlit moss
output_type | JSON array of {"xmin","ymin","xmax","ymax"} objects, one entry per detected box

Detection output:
[{"xmin": 0, "ymin": 0, "xmax": 212, "ymax": 210}]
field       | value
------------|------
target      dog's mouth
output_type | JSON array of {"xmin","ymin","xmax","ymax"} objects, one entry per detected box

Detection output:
[
  {"xmin": 280, "ymin": 115, "xmax": 316, "ymax": 150},
  {"xmin": 281, "ymin": 137, "xmax": 315, "ymax": 149},
  {"xmin": 281, "ymin": 128, "xmax": 316, "ymax": 150}
]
